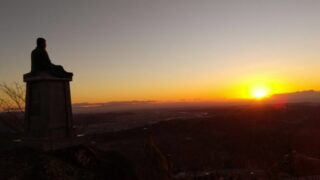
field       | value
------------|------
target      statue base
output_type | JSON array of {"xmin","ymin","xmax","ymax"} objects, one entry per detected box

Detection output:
[{"xmin": 23, "ymin": 71, "xmax": 74, "ymax": 150}]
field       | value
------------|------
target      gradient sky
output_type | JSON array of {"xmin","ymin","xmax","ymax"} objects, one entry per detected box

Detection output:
[{"xmin": 1, "ymin": 0, "xmax": 320, "ymax": 103}]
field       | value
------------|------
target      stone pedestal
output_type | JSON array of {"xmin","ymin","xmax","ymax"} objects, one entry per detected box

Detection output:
[{"xmin": 23, "ymin": 72, "xmax": 74, "ymax": 150}]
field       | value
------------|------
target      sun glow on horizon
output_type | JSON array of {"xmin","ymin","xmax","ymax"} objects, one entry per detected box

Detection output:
[{"xmin": 251, "ymin": 85, "xmax": 270, "ymax": 99}]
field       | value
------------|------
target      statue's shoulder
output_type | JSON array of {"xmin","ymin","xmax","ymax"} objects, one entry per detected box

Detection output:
[
  {"xmin": 31, "ymin": 47, "xmax": 40, "ymax": 55},
  {"xmin": 31, "ymin": 48, "xmax": 47, "ymax": 58}
]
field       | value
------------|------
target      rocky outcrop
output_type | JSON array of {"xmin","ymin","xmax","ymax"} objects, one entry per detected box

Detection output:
[{"xmin": 0, "ymin": 145, "xmax": 139, "ymax": 180}]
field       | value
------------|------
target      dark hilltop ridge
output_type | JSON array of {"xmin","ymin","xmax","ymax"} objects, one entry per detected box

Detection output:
[
  {"xmin": 0, "ymin": 145, "xmax": 139, "ymax": 180},
  {"xmin": 2, "ymin": 103, "xmax": 320, "ymax": 179},
  {"xmin": 0, "ymin": 134, "xmax": 173, "ymax": 180}
]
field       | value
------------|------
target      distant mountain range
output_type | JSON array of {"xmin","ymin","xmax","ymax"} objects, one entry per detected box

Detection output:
[
  {"xmin": 72, "ymin": 90, "xmax": 320, "ymax": 113},
  {"xmin": 267, "ymin": 90, "xmax": 320, "ymax": 103}
]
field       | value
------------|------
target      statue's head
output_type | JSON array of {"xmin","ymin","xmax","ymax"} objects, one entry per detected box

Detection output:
[{"xmin": 36, "ymin": 38, "xmax": 46, "ymax": 49}]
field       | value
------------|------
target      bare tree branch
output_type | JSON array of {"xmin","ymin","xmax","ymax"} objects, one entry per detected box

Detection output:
[
  {"xmin": 0, "ymin": 82, "xmax": 25, "ymax": 132},
  {"xmin": 0, "ymin": 83, "xmax": 25, "ymax": 113}
]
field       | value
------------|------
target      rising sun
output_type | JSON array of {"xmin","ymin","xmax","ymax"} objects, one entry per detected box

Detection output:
[{"xmin": 251, "ymin": 87, "xmax": 269, "ymax": 99}]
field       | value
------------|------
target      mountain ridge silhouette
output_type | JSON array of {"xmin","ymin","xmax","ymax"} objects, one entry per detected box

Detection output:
[{"xmin": 268, "ymin": 90, "xmax": 320, "ymax": 103}]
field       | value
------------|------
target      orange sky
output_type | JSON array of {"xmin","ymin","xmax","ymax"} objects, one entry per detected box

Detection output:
[{"xmin": 1, "ymin": 0, "xmax": 320, "ymax": 103}]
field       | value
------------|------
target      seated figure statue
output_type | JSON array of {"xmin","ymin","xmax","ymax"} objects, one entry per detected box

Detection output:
[{"xmin": 30, "ymin": 38, "xmax": 73, "ymax": 78}]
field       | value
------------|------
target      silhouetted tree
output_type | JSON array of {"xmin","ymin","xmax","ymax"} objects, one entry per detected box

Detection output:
[
  {"xmin": 0, "ymin": 82, "xmax": 25, "ymax": 132},
  {"xmin": 0, "ymin": 82, "xmax": 25, "ymax": 113}
]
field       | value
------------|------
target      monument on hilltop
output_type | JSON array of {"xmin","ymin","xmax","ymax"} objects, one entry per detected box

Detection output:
[{"xmin": 23, "ymin": 38, "xmax": 74, "ymax": 150}]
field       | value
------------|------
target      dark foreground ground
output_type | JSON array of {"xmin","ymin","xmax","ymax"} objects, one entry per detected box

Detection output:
[{"xmin": 1, "ymin": 103, "xmax": 320, "ymax": 179}]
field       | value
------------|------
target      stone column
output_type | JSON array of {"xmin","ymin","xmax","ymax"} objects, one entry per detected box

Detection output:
[{"xmin": 23, "ymin": 72, "xmax": 74, "ymax": 150}]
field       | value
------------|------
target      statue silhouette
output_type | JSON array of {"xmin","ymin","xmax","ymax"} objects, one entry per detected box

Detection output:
[{"xmin": 31, "ymin": 38, "xmax": 73, "ymax": 78}]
